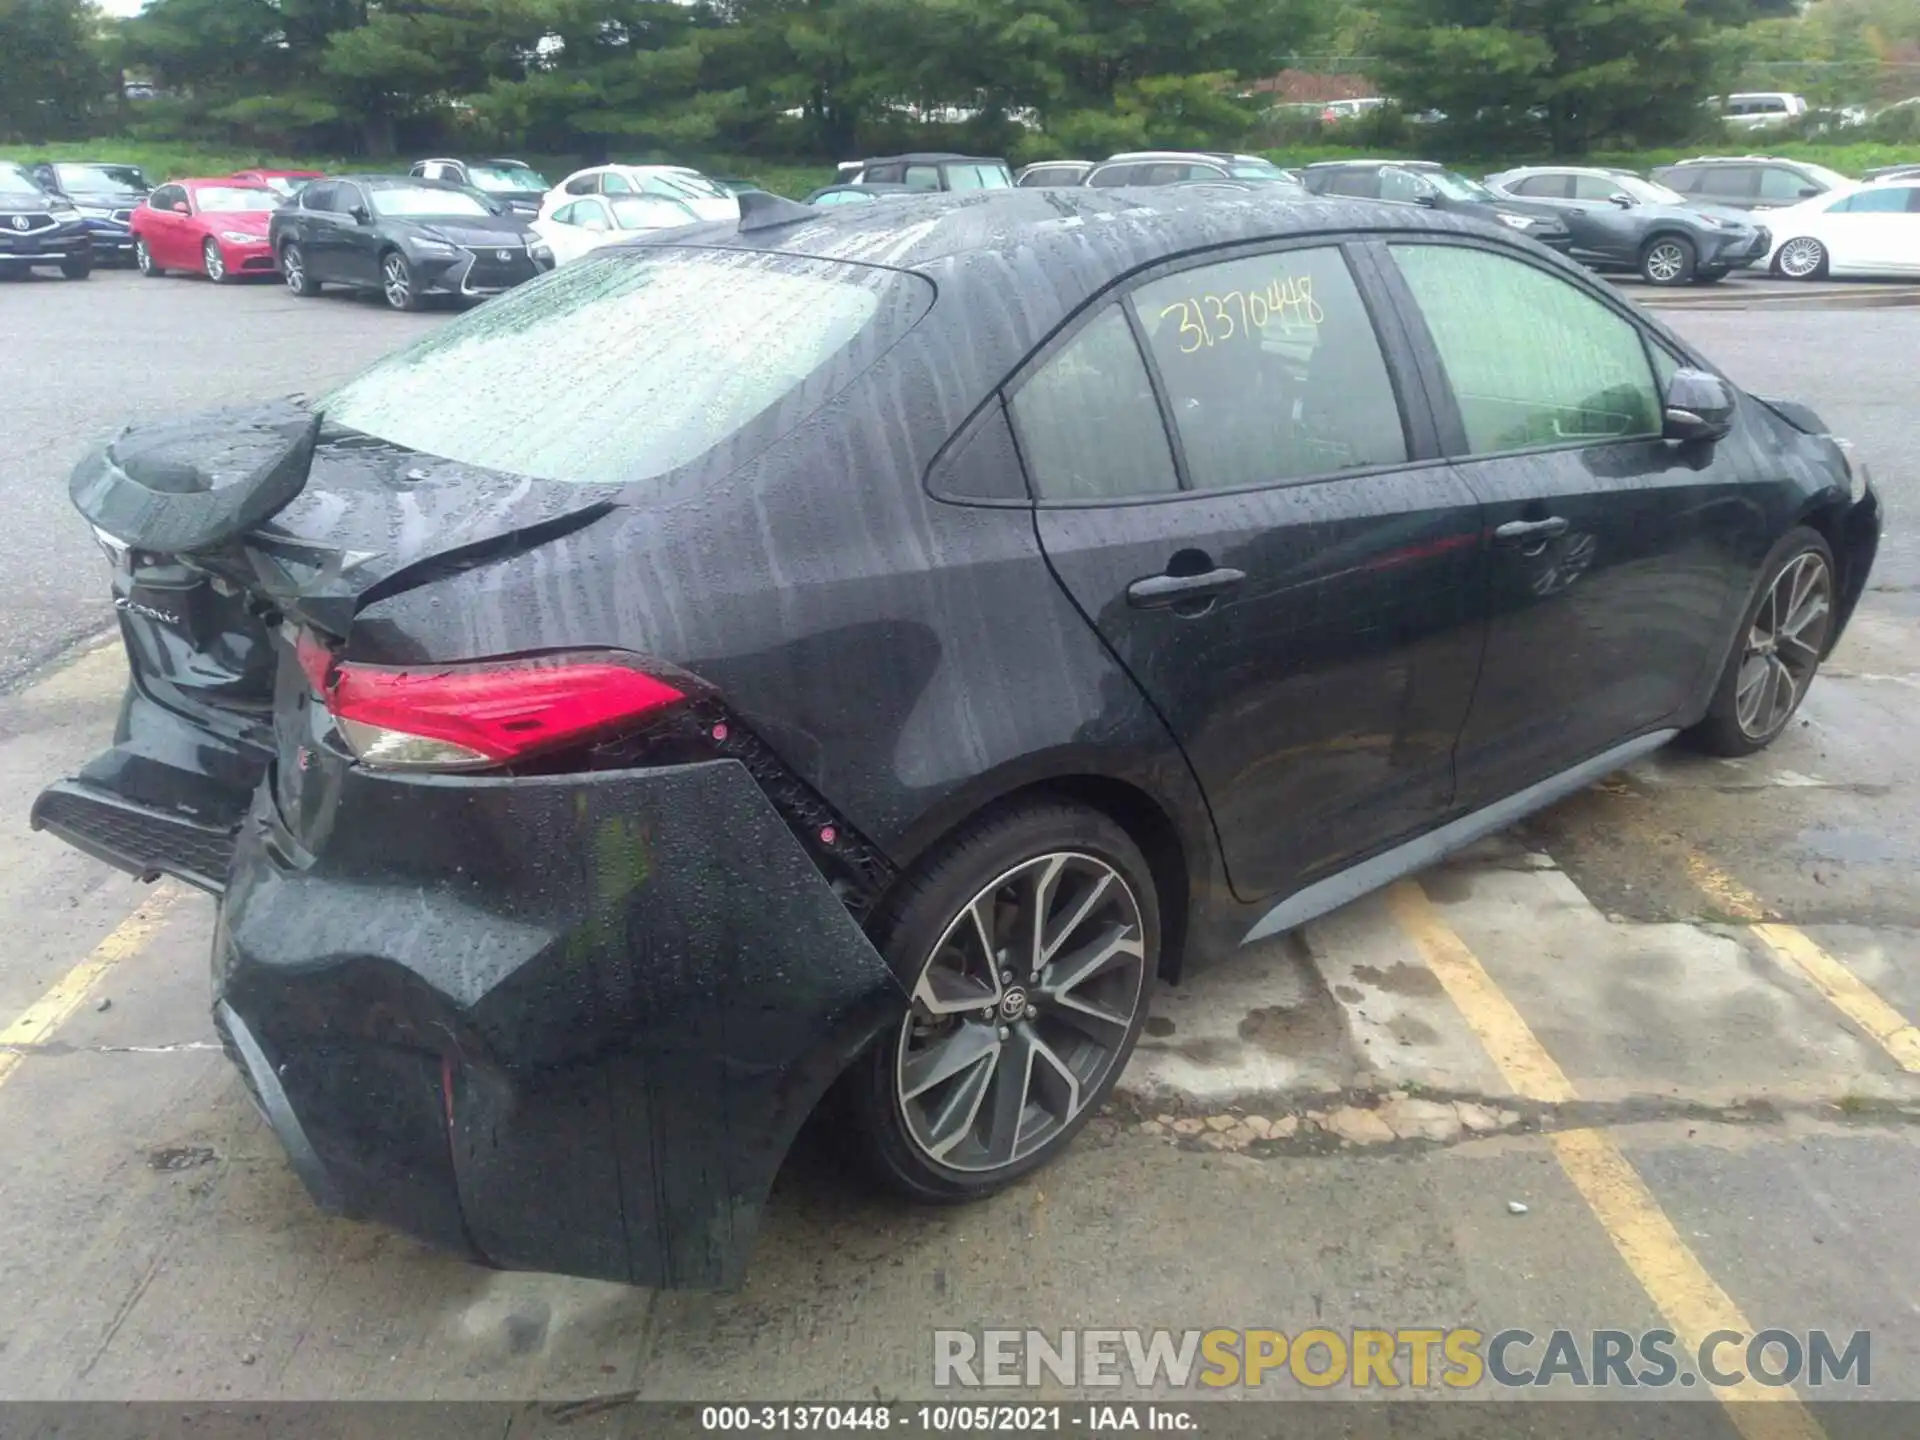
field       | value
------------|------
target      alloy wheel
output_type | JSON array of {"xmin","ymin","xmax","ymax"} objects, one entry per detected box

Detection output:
[
  {"xmin": 204, "ymin": 241, "xmax": 225, "ymax": 282},
  {"xmin": 895, "ymin": 851, "xmax": 1147, "ymax": 1174},
  {"xmin": 1735, "ymin": 551, "xmax": 1832, "ymax": 741},
  {"xmin": 135, "ymin": 239, "xmax": 151, "ymax": 275},
  {"xmin": 282, "ymin": 249, "xmax": 304, "ymax": 291},
  {"xmin": 1777, "ymin": 238, "xmax": 1825, "ymax": 280},
  {"xmin": 382, "ymin": 255, "xmax": 411, "ymax": 309},
  {"xmin": 1644, "ymin": 242, "xmax": 1687, "ymax": 284}
]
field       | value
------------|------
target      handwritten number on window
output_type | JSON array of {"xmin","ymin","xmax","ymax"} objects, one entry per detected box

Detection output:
[{"xmin": 1156, "ymin": 275, "xmax": 1326, "ymax": 357}]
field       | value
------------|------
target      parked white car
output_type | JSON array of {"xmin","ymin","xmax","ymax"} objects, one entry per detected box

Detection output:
[
  {"xmin": 1765, "ymin": 178, "xmax": 1920, "ymax": 279},
  {"xmin": 531, "ymin": 192, "xmax": 703, "ymax": 265},
  {"xmin": 1717, "ymin": 92, "xmax": 1809, "ymax": 132},
  {"xmin": 546, "ymin": 165, "xmax": 740, "ymax": 223}
]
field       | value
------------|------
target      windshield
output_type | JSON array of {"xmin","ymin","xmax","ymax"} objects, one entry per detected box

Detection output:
[
  {"xmin": 194, "ymin": 186, "xmax": 277, "ymax": 213},
  {"xmin": 1617, "ymin": 175, "xmax": 1687, "ymax": 205},
  {"xmin": 55, "ymin": 163, "xmax": 148, "ymax": 195},
  {"xmin": 0, "ymin": 165, "xmax": 43, "ymax": 199},
  {"xmin": 321, "ymin": 249, "xmax": 924, "ymax": 486},
  {"xmin": 610, "ymin": 195, "xmax": 698, "ymax": 229},
  {"xmin": 1423, "ymin": 169, "xmax": 1499, "ymax": 202},
  {"xmin": 468, "ymin": 164, "xmax": 548, "ymax": 194},
  {"xmin": 370, "ymin": 186, "xmax": 494, "ymax": 218},
  {"xmin": 946, "ymin": 163, "xmax": 1014, "ymax": 191}
]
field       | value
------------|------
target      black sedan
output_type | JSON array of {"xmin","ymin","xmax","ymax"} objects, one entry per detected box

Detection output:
[
  {"xmin": 0, "ymin": 163, "xmax": 92, "ymax": 278},
  {"xmin": 1486, "ymin": 166, "xmax": 1771, "ymax": 285},
  {"xmin": 33, "ymin": 188, "xmax": 1878, "ymax": 1289},
  {"xmin": 268, "ymin": 175, "xmax": 553, "ymax": 310},
  {"xmin": 1301, "ymin": 160, "xmax": 1573, "ymax": 252}
]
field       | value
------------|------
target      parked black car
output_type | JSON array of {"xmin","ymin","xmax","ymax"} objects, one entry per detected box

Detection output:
[
  {"xmin": 837, "ymin": 152, "xmax": 1014, "ymax": 190},
  {"xmin": 0, "ymin": 163, "xmax": 93, "ymax": 279},
  {"xmin": 1649, "ymin": 156, "xmax": 1852, "ymax": 212},
  {"xmin": 1301, "ymin": 160, "xmax": 1572, "ymax": 251},
  {"xmin": 1485, "ymin": 166, "xmax": 1771, "ymax": 284},
  {"xmin": 33, "ymin": 189, "xmax": 1878, "ymax": 1289},
  {"xmin": 269, "ymin": 175, "xmax": 553, "ymax": 311},
  {"xmin": 27, "ymin": 161, "xmax": 149, "ymax": 263},
  {"xmin": 408, "ymin": 157, "xmax": 551, "ymax": 215}
]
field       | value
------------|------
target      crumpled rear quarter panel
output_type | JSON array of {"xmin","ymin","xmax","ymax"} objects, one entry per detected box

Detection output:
[{"xmin": 216, "ymin": 757, "xmax": 906, "ymax": 1289}]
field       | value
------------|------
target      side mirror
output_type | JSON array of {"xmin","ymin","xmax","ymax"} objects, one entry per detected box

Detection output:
[
  {"xmin": 1609, "ymin": 192, "xmax": 1634, "ymax": 208},
  {"xmin": 1662, "ymin": 367, "xmax": 1736, "ymax": 444},
  {"xmin": 1411, "ymin": 185, "xmax": 1438, "ymax": 206},
  {"xmin": 1798, "ymin": 185, "xmax": 1821, "ymax": 199},
  {"xmin": 348, "ymin": 203, "xmax": 371, "ymax": 224}
]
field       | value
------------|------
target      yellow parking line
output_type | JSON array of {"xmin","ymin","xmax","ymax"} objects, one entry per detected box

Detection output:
[
  {"xmin": 0, "ymin": 886, "xmax": 180, "ymax": 1091},
  {"xmin": 1684, "ymin": 850, "xmax": 1920, "ymax": 1075},
  {"xmin": 1387, "ymin": 880, "xmax": 1823, "ymax": 1438}
]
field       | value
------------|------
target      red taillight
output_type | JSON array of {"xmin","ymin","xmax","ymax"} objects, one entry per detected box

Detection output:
[
  {"xmin": 294, "ymin": 629, "xmax": 335, "ymax": 693},
  {"xmin": 325, "ymin": 652, "xmax": 686, "ymax": 771}
]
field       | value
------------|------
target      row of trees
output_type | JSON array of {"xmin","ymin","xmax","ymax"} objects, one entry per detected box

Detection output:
[{"xmin": 2, "ymin": 0, "xmax": 1914, "ymax": 160}]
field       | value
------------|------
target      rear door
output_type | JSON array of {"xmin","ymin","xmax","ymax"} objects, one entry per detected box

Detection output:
[
  {"xmin": 1022, "ymin": 241, "xmax": 1487, "ymax": 903},
  {"xmin": 1380, "ymin": 237, "xmax": 1752, "ymax": 805}
]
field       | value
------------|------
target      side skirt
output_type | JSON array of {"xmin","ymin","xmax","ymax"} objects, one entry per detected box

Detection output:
[{"xmin": 1240, "ymin": 729, "xmax": 1677, "ymax": 947}]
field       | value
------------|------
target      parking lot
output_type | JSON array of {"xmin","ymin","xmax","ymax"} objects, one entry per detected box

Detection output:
[{"xmin": 1, "ymin": 269, "xmax": 1917, "ymax": 1419}]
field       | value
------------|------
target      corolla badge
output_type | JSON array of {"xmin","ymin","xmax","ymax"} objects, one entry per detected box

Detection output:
[
  {"xmin": 113, "ymin": 596, "xmax": 184, "ymax": 626},
  {"xmin": 10, "ymin": 216, "xmax": 27, "ymax": 231}
]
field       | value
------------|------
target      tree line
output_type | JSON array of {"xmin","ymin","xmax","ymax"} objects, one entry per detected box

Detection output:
[{"xmin": 2, "ymin": 0, "xmax": 1913, "ymax": 161}]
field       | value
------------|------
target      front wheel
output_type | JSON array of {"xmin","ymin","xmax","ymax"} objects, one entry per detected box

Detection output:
[
  {"xmin": 849, "ymin": 800, "xmax": 1159, "ymax": 1201},
  {"xmin": 1687, "ymin": 527, "xmax": 1836, "ymax": 757},
  {"xmin": 380, "ymin": 250, "xmax": 421, "ymax": 311},
  {"xmin": 60, "ymin": 253, "xmax": 91, "ymax": 280},
  {"xmin": 203, "ymin": 238, "xmax": 229, "ymax": 283},
  {"xmin": 1775, "ymin": 237, "xmax": 1829, "ymax": 281},
  {"xmin": 135, "ymin": 237, "xmax": 164, "ymax": 278},
  {"xmin": 1640, "ymin": 235, "xmax": 1696, "ymax": 286},
  {"xmin": 280, "ymin": 243, "xmax": 320, "ymax": 296}
]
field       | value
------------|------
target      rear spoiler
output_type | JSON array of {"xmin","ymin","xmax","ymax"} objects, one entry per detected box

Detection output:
[{"xmin": 71, "ymin": 399, "xmax": 319, "ymax": 554}]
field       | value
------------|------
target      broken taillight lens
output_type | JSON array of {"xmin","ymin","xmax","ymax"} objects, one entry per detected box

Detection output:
[{"xmin": 324, "ymin": 652, "xmax": 687, "ymax": 772}]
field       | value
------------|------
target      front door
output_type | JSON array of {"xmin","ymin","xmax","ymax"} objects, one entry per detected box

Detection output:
[
  {"xmin": 1380, "ymin": 238, "xmax": 1753, "ymax": 807},
  {"xmin": 1020, "ymin": 242, "xmax": 1487, "ymax": 904}
]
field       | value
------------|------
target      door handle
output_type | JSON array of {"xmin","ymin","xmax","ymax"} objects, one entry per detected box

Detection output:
[
  {"xmin": 1492, "ymin": 517, "xmax": 1570, "ymax": 547},
  {"xmin": 1126, "ymin": 566, "xmax": 1246, "ymax": 609}
]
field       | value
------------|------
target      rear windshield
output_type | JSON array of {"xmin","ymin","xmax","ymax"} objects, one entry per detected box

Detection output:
[{"xmin": 320, "ymin": 249, "xmax": 930, "ymax": 486}]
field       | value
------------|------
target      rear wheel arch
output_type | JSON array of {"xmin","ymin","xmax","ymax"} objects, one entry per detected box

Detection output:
[{"xmin": 878, "ymin": 771, "xmax": 1196, "ymax": 982}]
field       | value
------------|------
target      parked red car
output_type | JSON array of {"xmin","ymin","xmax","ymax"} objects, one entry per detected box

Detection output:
[
  {"xmin": 230, "ymin": 168, "xmax": 324, "ymax": 198},
  {"xmin": 131, "ymin": 178, "xmax": 281, "ymax": 283}
]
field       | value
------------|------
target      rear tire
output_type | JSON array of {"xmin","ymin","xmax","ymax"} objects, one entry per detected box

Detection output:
[
  {"xmin": 135, "ymin": 237, "xmax": 164, "ymax": 278},
  {"xmin": 848, "ymin": 800, "xmax": 1159, "ymax": 1203},
  {"xmin": 280, "ymin": 242, "xmax": 320, "ymax": 296},
  {"xmin": 1640, "ymin": 234, "xmax": 1696, "ymax": 286},
  {"xmin": 1686, "ymin": 526, "xmax": 1836, "ymax": 757}
]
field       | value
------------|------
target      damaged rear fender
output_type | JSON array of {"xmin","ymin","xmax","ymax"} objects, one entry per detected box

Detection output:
[{"xmin": 217, "ymin": 756, "xmax": 908, "ymax": 1289}]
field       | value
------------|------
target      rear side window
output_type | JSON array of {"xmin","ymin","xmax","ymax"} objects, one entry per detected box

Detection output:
[
  {"xmin": 1008, "ymin": 308, "xmax": 1178, "ymax": 502},
  {"xmin": 1392, "ymin": 244, "xmax": 1660, "ymax": 452},
  {"xmin": 1130, "ymin": 247, "xmax": 1407, "ymax": 490},
  {"xmin": 322, "ymin": 250, "xmax": 930, "ymax": 486}
]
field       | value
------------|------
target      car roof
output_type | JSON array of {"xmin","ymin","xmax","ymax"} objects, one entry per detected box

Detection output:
[
  {"xmin": 176, "ymin": 177, "xmax": 273, "ymax": 188},
  {"xmin": 1662, "ymin": 155, "xmax": 1812, "ymax": 166},
  {"xmin": 330, "ymin": 174, "xmax": 473, "ymax": 189},
  {"xmin": 859, "ymin": 152, "xmax": 1006, "ymax": 165},
  {"xmin": 1304, "ymin": 157, "xmax": 1437, "ymax": 170}
]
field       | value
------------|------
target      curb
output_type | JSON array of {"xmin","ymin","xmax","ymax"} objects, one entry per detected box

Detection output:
[{"xmin": 1625, "ymin": 284, "xmax": 1920, "ymax": 312}]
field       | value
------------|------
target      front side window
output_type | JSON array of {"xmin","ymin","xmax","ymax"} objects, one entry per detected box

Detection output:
[
  {"xmin": 1008, "ymin": 308, "xmax": 1178, "ymax": 502},
  {"xmin": 322, "ymin": 249, "xmax": 924, "ymax": 487},
  {"xmin": 1831, "ymin": 187, "xmax": 1908, "ymax": 213},
  {"xmin": 903, "ymin": 165, "xmax": 941, "ymax": 191},
  {"xmin": 300, "ymin": 182, "xmax": 338, "ymax": 212},
  {"xmin": 1759, "ymin": 167, "xmax": 1819, "ymax": 201},
  {"xmin": 1392, "ymin": 243, "xmax": 1660, "ymax": 453},
  {"xmin": 1381, "ymin": 168, "xmax": 1436, "ymax": 204},
  {"xmin": 1570, "ymin": 174, "xmax": 1623, "ymax": 201},
  {"xmin": 1130, "ymin": 247, "xmax": 1406, "ymax": 491}
]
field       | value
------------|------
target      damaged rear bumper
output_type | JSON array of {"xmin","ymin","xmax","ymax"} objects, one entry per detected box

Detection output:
[{"xmin": 213, "ymin": 756, "xmax": 906, "ymax": 1289}]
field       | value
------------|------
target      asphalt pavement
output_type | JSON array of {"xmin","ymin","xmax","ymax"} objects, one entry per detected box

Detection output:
[{"xmin": 0, "ymin": 267, "xmax": 1915, "ymax": 1425}]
